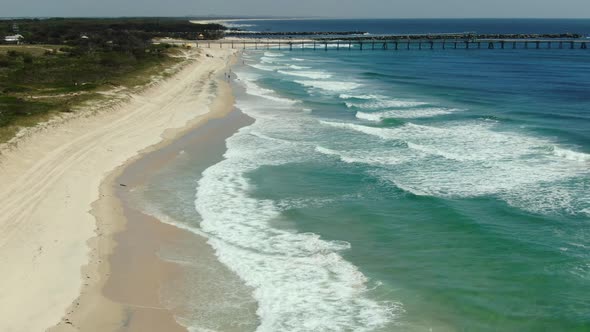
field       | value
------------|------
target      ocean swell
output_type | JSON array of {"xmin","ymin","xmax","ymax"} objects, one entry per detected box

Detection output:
[{"xmin": 194, "ymin": 72, "xmax": 399, "ymax": 331}]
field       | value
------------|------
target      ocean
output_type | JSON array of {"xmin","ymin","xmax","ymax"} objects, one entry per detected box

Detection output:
[{"xmin": 142, "ymin": 20, "xmax": 590, "ymax": 331}]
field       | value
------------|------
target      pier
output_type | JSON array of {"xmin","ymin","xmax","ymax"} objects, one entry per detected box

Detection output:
[
  {"xmin": 158, "ymin": 33, "xmax": 590, "ymax": 51},
  {"xmin": 148, "ymin": 30, "xmax": 590, "ymax": 51},
  {"xmin": 191, "ymin": 38, "xmax": 588, "ymax": 51}
]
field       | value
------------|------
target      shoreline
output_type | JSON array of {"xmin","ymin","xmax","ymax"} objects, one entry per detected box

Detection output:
[
  {"xmin": 0, "ymin": 47, "xmax": 239, "ymax": 331},
  {"xmin": 51, "ymin": 71, "xmax": 257, "ymax": 332}
]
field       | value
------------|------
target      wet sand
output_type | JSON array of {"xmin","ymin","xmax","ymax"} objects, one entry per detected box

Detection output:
[
  {"xmin": 0, "ymin": 47, "xmax": 241, "ymax": 331},
  {"xmin": 50, "ymin": 74, "xmax": 257, "ymax": 331},
  {"xmin": 111, "ymin": 108, "xmax": 258, "ymax": 331}
]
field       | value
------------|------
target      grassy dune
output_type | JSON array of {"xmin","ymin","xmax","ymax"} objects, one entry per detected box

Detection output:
[
  {"xmin": 0, "ymin": 18, "xmax": 224, "ymax": 144},
  {"xmin": 0, "ymin": 45, "xmax": 183, "ymax": 143}
]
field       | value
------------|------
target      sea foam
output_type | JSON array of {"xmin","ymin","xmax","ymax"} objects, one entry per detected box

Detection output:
[
  {"xmin": 277, "ymin": 70, "xmax": 332, "ymax": 79},
  {"xmin": 339, "ymin": 94, "xmax": 380, "ymax": 100},
  {"xmin": 193, "ymin": 72, "xmax": 399, "ymax": 331},
  {"xmin": 264, "ymin": 51, "xmax": 284, "ymax": 57},
  {"xmin": 295, "ymin": 80, "xmax": 362, "ymax": 92},
  {"xmin": 345, "ymin": 99, "xmax": 428, "ymax": 109},
  {"xmin": 552, "ymin": 147, "xmax": 590, "ymax": 162},
  {"xmin": 356, "ymin": 108, "xmax": 461, "ymax": 121},
  {"xmin": 320, "ymin": 119, "xmax": 589, "ymax": 215},
  {"xmin": 249, "ymin": 63, "xmax": 281, "ymax": 72},
  {"xmin": 315, "ymin": 146, "xmax": 412, "ymax": 165},
  {"xmin": 288, "ymin": 64, "xmax": 311, "ymax": 70},
  {"xmin": 240, "ymin": 74, "xmax": 297, "ymax": 105}
]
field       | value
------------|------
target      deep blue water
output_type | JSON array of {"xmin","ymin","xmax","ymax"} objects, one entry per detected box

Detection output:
[{"xmin": 229, "ymin": 18, "xmax": 590, "ymax": 36}]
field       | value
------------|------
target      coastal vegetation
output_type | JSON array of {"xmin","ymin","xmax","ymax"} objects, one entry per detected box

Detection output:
[
  {"xmin": 1, "ymin": 18, "xmax": 225, "ymax": 44},
  {"xmin": 0, "ymin": 18, "xmax": 225, "ymax": 143}
]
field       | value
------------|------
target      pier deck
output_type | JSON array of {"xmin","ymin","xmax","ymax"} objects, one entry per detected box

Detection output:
[{"xmin": 186, "ymin": 38, "xmax": 588, "ymax": 51}]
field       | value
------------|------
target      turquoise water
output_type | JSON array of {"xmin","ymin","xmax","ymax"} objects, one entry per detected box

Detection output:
[
  {"xmin": 222, "ymin": 48, "xmax": 589, "ymax": 331},
  {"xmin": 149, "ymin": 20, "xmax": 589, "ymax": 331}
]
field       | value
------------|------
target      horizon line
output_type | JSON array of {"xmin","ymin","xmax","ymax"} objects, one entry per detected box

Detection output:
[{"xmin": 1, "ymin": 16, "xmax": 590, "ymax": 20}]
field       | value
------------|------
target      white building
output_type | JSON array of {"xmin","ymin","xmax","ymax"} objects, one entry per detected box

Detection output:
[{"xmin": 4, "ymin": 34, "xmax": 24, "ymax": 44}]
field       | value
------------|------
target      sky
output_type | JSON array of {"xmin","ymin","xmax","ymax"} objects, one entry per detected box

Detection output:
[{"xmin": 3, "ymin": 0, "xmax": 590, "ymax": 18}]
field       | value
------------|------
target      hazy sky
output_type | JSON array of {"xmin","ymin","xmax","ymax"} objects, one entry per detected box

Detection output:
[{"xmin": 4, "ymin": 0, "xmax": 590, "ymax": 18}]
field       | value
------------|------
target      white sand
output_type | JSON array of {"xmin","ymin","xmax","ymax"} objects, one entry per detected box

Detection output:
[{"xmin": 0, "ymin": 48, "xmax": 235, "ymax": 332}]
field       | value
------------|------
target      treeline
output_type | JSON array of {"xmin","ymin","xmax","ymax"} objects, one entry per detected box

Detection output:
[
  {"xmin": 0, "ymin": 18, "xmax": 226, "ymax": 73},
  {"xmin": 0, "ymin": 43, "xmax": 179, "ymax": 134},
  {"xmin": 1, "ymin": 18, "xmax": 226, "ymax": 46},
  {"xmin": 0, "ymin": 18, "xmax": 225, "ymax": 141}
]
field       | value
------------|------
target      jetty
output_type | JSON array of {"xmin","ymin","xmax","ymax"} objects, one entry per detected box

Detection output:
[
  {"xmin": 185, "ymin": 33, "xmax": 589, "ymax": 51},
  {"xmin": 195, "ymin": 39, "xmax": 588, "ymax": 50}
]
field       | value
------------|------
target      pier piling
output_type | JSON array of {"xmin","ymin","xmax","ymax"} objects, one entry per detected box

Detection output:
[{"xmin": 191, "ymin": 37, "xmax": 587, "ymax": 53}]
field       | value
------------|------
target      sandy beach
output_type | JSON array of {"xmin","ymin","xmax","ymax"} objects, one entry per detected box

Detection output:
[{"xmin": 0, "ymin": 47, "xmax": 238, "ymax": 332}]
